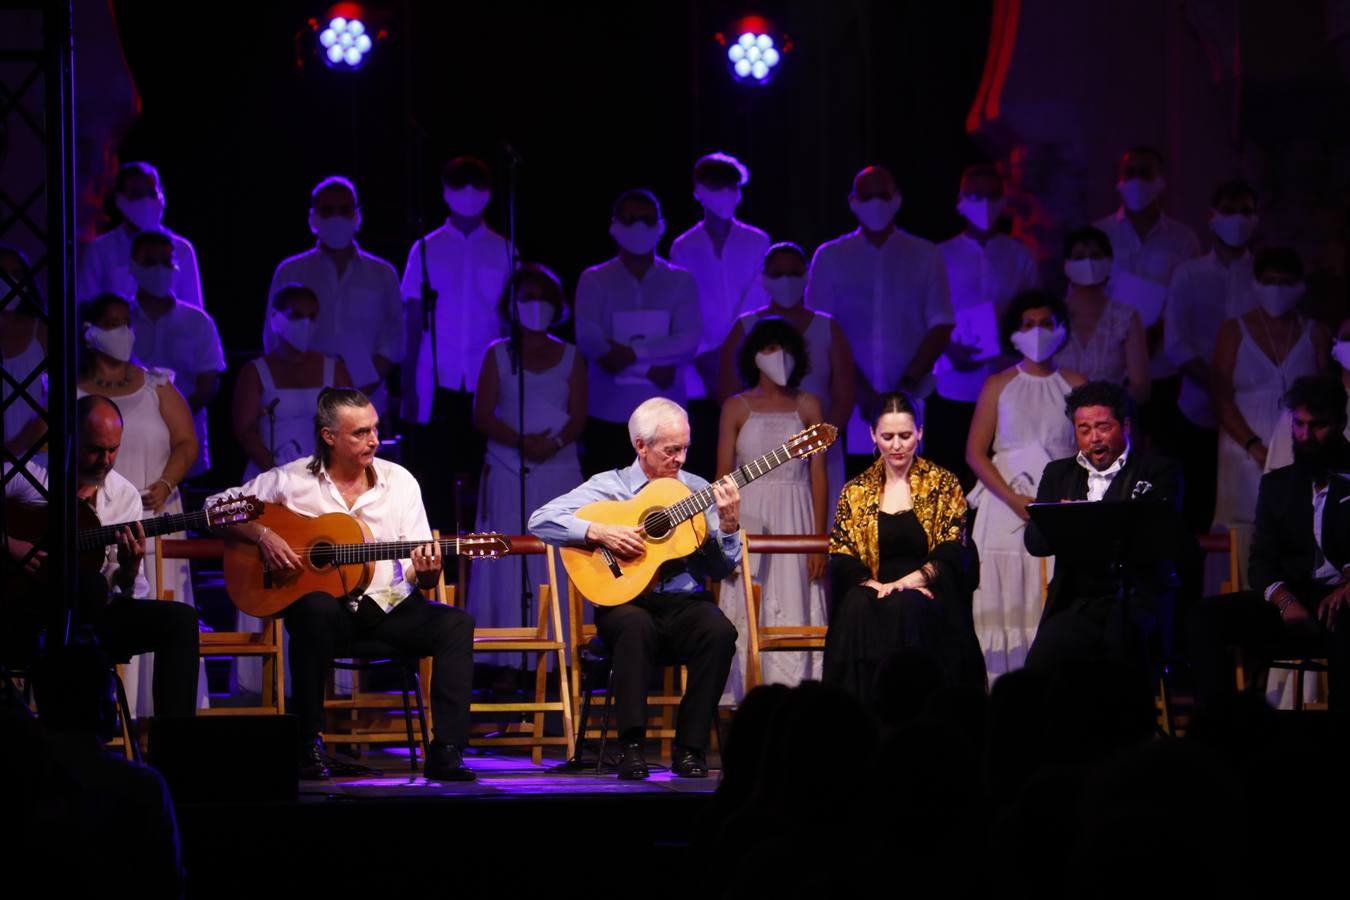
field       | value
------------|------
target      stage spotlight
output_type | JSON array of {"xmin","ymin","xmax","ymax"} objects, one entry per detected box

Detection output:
[
  {"xmin": 307, "ymin": 3, "xmax": 384, "ymax": 72},
  {"xmin": 716, "ymin": 15, "xmax": 790, "ymax": 86}
]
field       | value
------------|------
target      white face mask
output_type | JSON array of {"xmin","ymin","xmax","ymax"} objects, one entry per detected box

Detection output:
[
  {"xmin": 1332, "ymin": 340, "xmax": 1350, "ymax": 371},
  {"xmin": 762, "ymin": 274, "xmax": 805, "ymax": 308},
  {"xmin": 1064, "ymin": 257, "xmax": 1112, "ymax": 287},
  {"xmin": 444, "ymin": 186, "xmax": 490, "ymax": 218},
  {"xmin": 1210, "ymin": 212, "xmax": 1258, "ymax": 248},
  {"xmin": 309, "ymin": 210, "xmax": 361, "ymax": 249},
  {"xmin": 1255, "ymin": 282, "xmax": 1303, "ymax": 318},
  {"xmin": 116, "ymin": 194, "xmax": 165, "ymax": 231},
  {"xmin": 754, "ymin": 348, "xmax": 795, "ymax": 387},
  {"xmin": 84, "ymin": 323, "xmax": 135, "ymax": 362},
  {"xmin": 1118, "ymin": 177, "xmax": 1166, "ymax": 212},
  {"xmin": 610, "ymin": 220, "xmax": 664, "ymax": 255},
  {"xmin": 270, "ymin": 310, "xmax": 314, "ymax": 352},
  {"xmin": 1010, "ymin": 324, "xmax": 1067, "ymax": 362},
  {"xmin": 129, "ymin": 261, "xmax": 175, "ymax": 298},
  {"xmin": 694, "ymin": 185, "xmax": 740, "ymax": 221},
  {"xmin": 956, "ymin": 196, "xmax": 1006, "ymax": 231},
  {"xmin": 849, "ymin": 195, "xmax": 901, "ymax": 231},
  {"xmin": 517, "ymin": 300, "xmax": 554, "ymax": 331}
]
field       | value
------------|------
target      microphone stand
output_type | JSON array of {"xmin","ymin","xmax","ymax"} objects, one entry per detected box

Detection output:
[{"xmin": 505, "ymin": 144, "xmax": 532, "ymax": 680}]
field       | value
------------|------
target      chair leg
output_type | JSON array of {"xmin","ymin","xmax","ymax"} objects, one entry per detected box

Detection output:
[
  {"xmin": 565, "ymin": 666, "xmax": 596, "ymax": 768},
  {"xmin": 112, "ymin": 669, "xmax": 141, "ymax": 764},
  {"xmin": 397, "ymin": 663, "xmax": 418, "ymax": 773},
  {"xmin": 597, "ymin": 667, "xmax": 616, "ymax": 775},
  {"xmin": 1294, "ymin": 669, "xmax": 1306, "ymax": 713},
  {"xmin": 410, "ymin": 666, "xmax": 431, "ymax": 758}
]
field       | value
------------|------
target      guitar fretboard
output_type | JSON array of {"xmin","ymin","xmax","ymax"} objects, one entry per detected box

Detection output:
[
  {"xmin": 661, "ymin": 443, "xmax": 795, "ymax": 529},
  {"xmin": 78, "ymin": 510, "xmax": 207, "ymax": 551},
  {"xmin": 328, "ymin": 537, "xmax": 488, "ymax": 565}
]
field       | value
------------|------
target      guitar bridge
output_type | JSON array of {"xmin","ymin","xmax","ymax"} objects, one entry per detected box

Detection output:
[{"xmin": 599, "ymin": 547, "xmax": 623, "ymax": 579}]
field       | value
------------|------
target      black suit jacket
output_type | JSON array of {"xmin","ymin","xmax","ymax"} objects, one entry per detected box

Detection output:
[
  {"xmin": 1250, "ymin": 460, "xmax": 1350, "ymax": 603},
  {"xmin": 1024, "ymin": 449, "xmax": 1185, "ymax": 620}
]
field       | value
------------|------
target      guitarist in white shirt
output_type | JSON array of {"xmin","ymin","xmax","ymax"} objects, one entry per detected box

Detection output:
[
  {"xmin": 209, "ymin": 387, "xmax": 475, "ymax": 781},
  {"xmin": 529, "ymin": 397, "xmax": 741, "ymax": 780},
  {"xmin": 3, "ymin": 395, "xmax": 199, "ymax": 717}
]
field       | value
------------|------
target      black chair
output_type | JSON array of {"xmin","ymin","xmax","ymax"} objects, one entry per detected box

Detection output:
[{"xmin": 323, "ymin": 642, "xmax": 430, "ymax": 773}]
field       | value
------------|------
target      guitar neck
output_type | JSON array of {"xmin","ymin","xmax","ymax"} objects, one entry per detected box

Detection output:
[
  {"xmin": 328, "ymin": 537, "xmax": 479, "ymax": 565},
  {"xmin": 664, "ymin": 443, "xmax": 796, "ymax": 527},
  {"xmin": 78, "ymin": 509, "xmax": 207, "ymax": 550}
]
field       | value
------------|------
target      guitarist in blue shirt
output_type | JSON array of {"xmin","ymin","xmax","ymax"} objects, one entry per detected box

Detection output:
[{"xmin": 530, "ymin": 397, "xmax": 741, "ymax": 779}]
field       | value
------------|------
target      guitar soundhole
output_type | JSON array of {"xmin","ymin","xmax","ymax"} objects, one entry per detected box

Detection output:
[
  {"xmin": 309, "ymin": 541, "xmax": 336, "ymax": 569},
  {"xmin": 642, "ymin": 509, "xmax": 672, "ymax": 541}
]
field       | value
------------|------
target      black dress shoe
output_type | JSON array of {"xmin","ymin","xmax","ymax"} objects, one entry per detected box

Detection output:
[
  {"xmin": 298, "ymin": 738, "xmax": 331, "ymax": 780},
  {"xmin": 616, "ymin": 741, "xmax": 649, "ymax": 780},
  {"xmin": 671, "ymin": 746, "xmax": 709, "ymax": 778},
  {"xmin": 424, "ymin": 742, "xmax": 476, "ymax": 782}
]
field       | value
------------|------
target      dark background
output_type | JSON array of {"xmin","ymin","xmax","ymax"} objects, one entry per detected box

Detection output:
[{"xmin": 108, "ymin": 0, "xmax": 992, "ymax": 483}]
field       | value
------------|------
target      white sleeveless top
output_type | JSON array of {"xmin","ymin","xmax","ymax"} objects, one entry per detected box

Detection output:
[
  {"xmin": 484, "ymin": 339, "xmax": 579, "ymax": 473},
  {"xmin": 243, "ymin": 355, "xmax": 338, "ymax": 481}
]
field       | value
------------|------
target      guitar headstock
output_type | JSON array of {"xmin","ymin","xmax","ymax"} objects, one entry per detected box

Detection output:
[
  {"xmin": 783, "ymin": 423, "xmax": 838, "ymax": 460},
  {"xmin": 459, "ymin": 533, "xmax": 511, "ymax": 559},
  {"xmin": 205, "ymin": 495, "xmax": 264, "ymax": 528}
]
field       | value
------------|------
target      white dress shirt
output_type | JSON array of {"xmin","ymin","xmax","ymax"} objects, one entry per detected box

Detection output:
[
  {"xmin": 4, "ymin": 462, "xmax": 149, "ymax": 598},
  {"xmin": 669, "ymin": 219, "xmax": 771, "ymax": 357},
  {"xmin": 264, "ymin": 244, "xmax": 404, "ymax": 390},
  {"xmin": 77, "ymin": 226, "xmax": 204, "ymax": 308},
  {"xmin": 1076, "ymin": 445, "xmax": 1130, "ymax": 503},
  {"xmin": 131, "ymin": 298, "xmax": 226, "ymax": 473},
  {"xmin": 209, "ymin": 456, "xmax": 431, "ymax": 612},
  {"xmin": 1093, "ymin": 209, "xmax": 1201, "ymax": 377},
  {"xmin": 1163, "ymin": 251, "xmax": 1257, "ymax": 428},
  {"xmin": 806, "ymin": 227, "xmax": 954, "ymax": 451},
  {"xmin": 936, "ymin": 232, "xmax": 1039, "ymax": 402},
  {"xmin": 574, "ymin": 256, "xmax": 702, "ymax": 423},
  {"xmin": 400, "ymin": 220, "xmax": 512, "ymax": 422}
]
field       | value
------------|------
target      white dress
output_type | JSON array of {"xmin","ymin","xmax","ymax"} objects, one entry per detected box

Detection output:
[
  {"xmin": 468, "ymin": 340, "xmax": 582, "ymax": 654},
  {"xmin": 968, "ymin": 366, "xmax": 1077, "ymax": 681},
  {"xmin": 2, "ymin": 318, "xmax": 45, "ymax": 445},
  {"xmin": 737, "ymin": 307, "xmax": 845, "ymax": 528},
  {"xmin": 1055, "ymin": 300, "xmax": 1136, "ymax": 386},
  {"xmin": 719, "ymin": 397, "xmax": 828, "ymax": 704},
  {"xmin": 235, "ymin": 354, "xmax": 339, "ymax": 694},
  {"xmin": 78, "ymin": 368, "xmax": 207, "ymax": 715}
]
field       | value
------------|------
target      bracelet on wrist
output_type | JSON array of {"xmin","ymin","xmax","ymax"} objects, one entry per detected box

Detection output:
[{"xmin": 154, "ymin": 477, "xmax": 174, "ymax": 492}]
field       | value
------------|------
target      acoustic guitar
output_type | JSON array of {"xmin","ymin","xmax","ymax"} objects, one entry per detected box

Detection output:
[
  {"xmin": 3, "ymin": 494, "xmax": 262, "ymax": 584},
  {"xmin": 561, "ymin": 422, "xmax": 837, "ymax": 607},
  {"xmin": 222, "ymin": 503, "xmax": 510, "ymax": 618}
]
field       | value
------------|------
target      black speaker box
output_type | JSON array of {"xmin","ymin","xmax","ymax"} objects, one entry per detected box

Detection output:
[{"xmin": 149, "ymin": 714, "xmax": 298, "ymax": 804}]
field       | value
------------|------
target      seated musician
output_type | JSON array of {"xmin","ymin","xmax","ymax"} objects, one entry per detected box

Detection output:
[
  {"xmin": 2, "ymin": 395, "xmax": 199, "ymax": 717},
  {"xmin": 209, "ymin": 387, "xmax": 475, "ymax": 781},
  {"xmin": 529, "ymin": 397, "xmax": 740, "ymax": 779},
  {"xmin": 1023, "ymin": 380, "xmax": 1186, "ymax": 682}
]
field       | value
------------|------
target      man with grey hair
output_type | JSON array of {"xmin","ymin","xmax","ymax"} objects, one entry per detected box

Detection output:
[{"xmin": 530, "ymin": 397, "xmax": 741, "ymax": 779}]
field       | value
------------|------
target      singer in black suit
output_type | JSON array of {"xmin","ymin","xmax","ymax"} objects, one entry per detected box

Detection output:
[
  {"xmin": 1189, "ymin": 376, "xmax": 1350, "ymax": 713},
  {"xmin": 1023, "ymin": 381, "xmax": 1187, "ymax": 678}
]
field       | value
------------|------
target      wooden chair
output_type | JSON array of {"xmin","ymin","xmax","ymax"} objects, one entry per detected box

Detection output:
[
  {"xmin": 449, "ymin": 536, "xmax": 575, "ymax": 763},
  {"xmin": 155, "ymin": 536, "xmax": 285, "ymax": 716},
  {"xmin": 740, "ymin": 532, "xmax": 829, "ymax": 694},
  {"xmin": 567, "ymin": 578, "xmax": 688, "ymax": 763}
]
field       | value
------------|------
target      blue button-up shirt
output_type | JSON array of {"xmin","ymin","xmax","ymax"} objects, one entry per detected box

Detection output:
[{"xmin": 528, "ymin": 458, "xmax": 742, "ymax": 592}]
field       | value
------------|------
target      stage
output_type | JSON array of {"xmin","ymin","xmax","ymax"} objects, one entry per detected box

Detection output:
[{"xmin": 174, "ymin": 747, "xmax": 720, "ymax": 896}]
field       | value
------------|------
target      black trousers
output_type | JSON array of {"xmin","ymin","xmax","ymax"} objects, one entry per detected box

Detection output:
[
  {"xmin": 684, "ymin": 397, "xmax": 721, "ymax": 483},
  {"xmin": 1186, "ymin": 590, "xmax": 1350, "ymax": 712},
  {"xmin": 283, "ymin": 591, "xmax": 475, "ymax": 747},
  {"xmin": 96, "ymin": 596, "xmax": 201, "ymax": 718},
  {"xmin": 0, "ymin": 588, "xmax": 199, "ymax": 719},
  {"xmin": 1175, "ymin": 417, "xmax": 1219, "ymax": 534},
  {"xmin": 581, "ymin": 416, "xmax": 635, "ymax": 479},
  {"xmin": 404, "ymin": 387, "xmax": 485, "ymax": 531},
  {"xmin": 1025, "ymin": 591, "xmax": 1169, "ymax": 688},
  {"xmin": 593, "ymin": 591, "xmax": 737, "ymax": 750}
]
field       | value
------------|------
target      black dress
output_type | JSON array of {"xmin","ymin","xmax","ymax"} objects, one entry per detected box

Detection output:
[{"xmin": 824, "ymin": 510, "xmax": 984, "ymax": 707}]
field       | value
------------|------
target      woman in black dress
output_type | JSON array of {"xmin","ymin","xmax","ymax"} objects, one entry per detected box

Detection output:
[{"xmin": 823, "ymin": 392, "xmax": 984, "ymax": 707}]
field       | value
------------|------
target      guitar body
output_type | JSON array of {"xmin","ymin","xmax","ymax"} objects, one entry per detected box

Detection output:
[
  {"xmin": 224, "ymin": 505, "xmax": 375, "ymax": 618},
  {"xmin": 3, "ymin": 500, "xmax": 103, "ymax": 591},
  {"xmin": 560, "ymin": 478, "xmax": 708, "ymax": 607}
]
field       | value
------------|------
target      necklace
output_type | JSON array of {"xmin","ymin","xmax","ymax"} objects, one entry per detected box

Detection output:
[{"xmin": 92, "ymin": 367, "xmax": 133, "ymax": 389}]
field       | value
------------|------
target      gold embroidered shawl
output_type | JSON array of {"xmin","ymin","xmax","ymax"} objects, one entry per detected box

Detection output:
[{"xmin": 828, "ymin": 455, "xmax": 967, "ymax": 578}]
